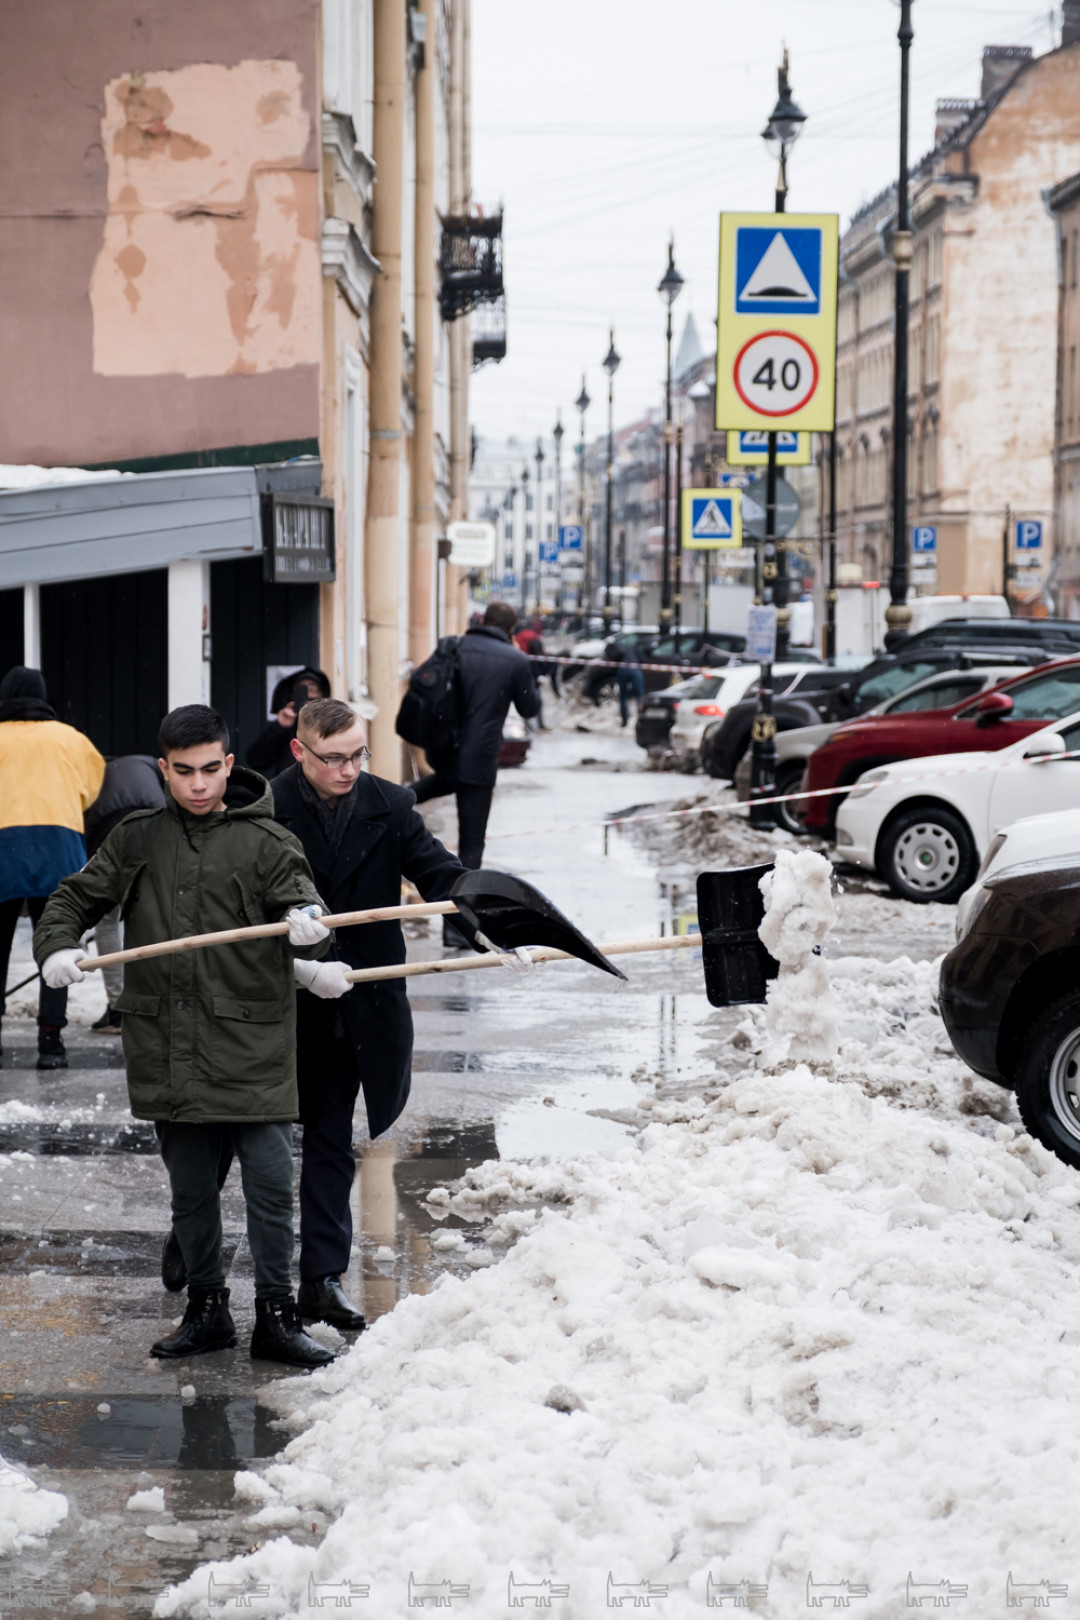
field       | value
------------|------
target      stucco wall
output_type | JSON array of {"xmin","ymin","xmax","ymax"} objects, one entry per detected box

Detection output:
[
  {"xmin": 942, "ymin": 44, "xmax": 1080, "ymax": 592},
  {"xmin": 0, "ymin": 1, "xmax": 321, "ymax": 466}
]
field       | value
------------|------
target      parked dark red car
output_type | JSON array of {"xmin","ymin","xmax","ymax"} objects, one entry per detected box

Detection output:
[{"xmin": 801, "ymin": 657, "xmax": 1080, "ymax": 834}]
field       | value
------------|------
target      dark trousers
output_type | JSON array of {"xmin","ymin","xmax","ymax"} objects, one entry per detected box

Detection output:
[
  {"xmin": 297, "ymin": 1021, "xmax": 361, "ymax": 1282},
  {"xmin": 0, "ymin": 896, "xmax": 68, "ymax": 1027},
  {"xmin": 412, "ymin": 771, "xmax": 494, "ymax": 869},
  {"xmin": 155, "ymin": 1121, "xmax": 294, "ymax": 1300},
  {"xmin": 616, "ymin": 667, "xmax": 645, "ymax": 726}
]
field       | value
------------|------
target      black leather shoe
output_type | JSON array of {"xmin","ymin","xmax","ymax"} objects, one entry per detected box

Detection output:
[
  {"xmin": 250, "ymin": 1298, "xmax": 335, "ymax": 1367},
  {"xmin": 298, "ymin": 1274, "xmax": 366, "ymax": 1331},
  {"xmin": 161, "ymin": 1229, "xmax": 187, "ymax": 1293},
  {"xmin": 36, "ymin": 1026, "xmax": 67, "ymax": 1071},
  {"xmin": 150, "ymin": 1288, "xmax": 237, "ymax": 1359}
]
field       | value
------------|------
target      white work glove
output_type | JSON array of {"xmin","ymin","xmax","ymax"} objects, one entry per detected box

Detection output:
[
  {"xmin": 475, "ymin": 929, "xmax": 534, "ymax": 973},
  {"xmin": 42, "ymin": 948, "xmax": 86, "ymax": 988},
  {"xmin": 285, "ymin": 904, "xmax": 330, "ymax": 947},
  {"xmin": 293, "ymin": 958, "xmax": 353, "ymax": 999}
]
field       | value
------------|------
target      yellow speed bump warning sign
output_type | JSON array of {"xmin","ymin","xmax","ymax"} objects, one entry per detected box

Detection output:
[
  {"xmin": 715, "ymin": 212, "xmax": 838, "ymax": 433},
  {"xmin": 681, "ymin": 488, "xmax": 742, "ymax": 551}
]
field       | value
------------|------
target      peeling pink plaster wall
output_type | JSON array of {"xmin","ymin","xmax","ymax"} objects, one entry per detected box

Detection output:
[{"xmin": 91, "ymin": 60, "xmax": 319, "ymax": 378}]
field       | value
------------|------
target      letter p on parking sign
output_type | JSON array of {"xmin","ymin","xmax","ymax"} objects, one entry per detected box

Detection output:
[{"xmin": 715, "ymin": 212, "xmax": 839, "ymax": 434}]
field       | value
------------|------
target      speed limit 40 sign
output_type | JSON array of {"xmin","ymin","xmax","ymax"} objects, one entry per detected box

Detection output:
[{"xmin": 715, "ymin": 212, "xmax": 838, "ymax": 433}]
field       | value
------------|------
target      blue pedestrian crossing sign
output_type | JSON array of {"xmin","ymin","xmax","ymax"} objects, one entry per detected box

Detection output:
[
  {"xmin": 1016, "ymin": 519, "xmax": 1043, "ymax": 550},
  {"xmin": 912, "ymin": 526, "xmax": 938, "ymax": 553},
  {"xmin": 735, "ymin": 226, "xmax": 822, "ymax": 317},
  {"xmin": 502, "ymin": 570, "xmax": 517, "ymax": 589},
  {"xmin": 558, "ymin": 524, "xmax": 583, "ymax": 552},
  {"xmin": 681, "ymin": 488, "xmax": 742, "ymax": 551},
  {"xmin": 725, "ymin": 430, "xmax": 810, "ymax": 467}
]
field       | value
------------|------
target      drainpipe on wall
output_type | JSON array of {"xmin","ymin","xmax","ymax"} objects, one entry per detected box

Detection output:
[
  {"xmin": 410, "ymin": 0, "xmax": 437, "ymax": 667},
  {"xmin": 367, "ymin": 0, "xmax": 407, "ymax": 779},
  {"xmin": 445, "ymin": 0, "xmax": 471, "ymax": 633}
]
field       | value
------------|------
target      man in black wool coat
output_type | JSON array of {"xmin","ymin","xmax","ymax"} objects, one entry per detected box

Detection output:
[{"xmin": 164, "ymin": 696, "xmax": 471, "ymax": 1331}]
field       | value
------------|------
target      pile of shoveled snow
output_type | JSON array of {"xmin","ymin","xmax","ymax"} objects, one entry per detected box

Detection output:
[
  {"xmin": 0, "ymin": 1455, "xmax": 67, "ymax": 1555},
  {"xmin": 156, "ymin": 955, "xmax": 1080, "ymax": 1620}
]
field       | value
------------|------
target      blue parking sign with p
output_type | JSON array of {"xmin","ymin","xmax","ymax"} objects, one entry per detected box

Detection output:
[
  {"xmin": 1016, "ymin": 519, "xmax": 1043, "ymax": 550},
  {"xmin": 558, "ymin": 524, "xmax": 583, "ymax": 552},
  {"xmin": 912, "ymin": 526, "xmax": 937, "ymax": 553}
]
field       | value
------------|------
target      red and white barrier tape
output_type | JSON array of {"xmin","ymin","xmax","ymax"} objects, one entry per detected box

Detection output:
[
  {"xmin": 482, "ymin": 747, "xmax": 1080, "ymax": 841},
  {"xmin": 527, "ymin": 653, "xmax": 739, "ymax": 677}
]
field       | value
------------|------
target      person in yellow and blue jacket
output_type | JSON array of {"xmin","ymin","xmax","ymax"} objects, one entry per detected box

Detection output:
[{"xmin": 0, "ymin": 667, "xmax": 104, "ymax": 1069}]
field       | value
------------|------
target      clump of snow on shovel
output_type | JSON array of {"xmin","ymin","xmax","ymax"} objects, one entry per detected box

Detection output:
[{"xmin": 757, "ymin": 847, "xmax": 839, "ymax": 1066}]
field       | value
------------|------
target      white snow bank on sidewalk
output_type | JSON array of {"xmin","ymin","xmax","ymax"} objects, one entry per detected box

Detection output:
[
  {"xmin": 0, "ymin": 1456, "xmax": 67, "ymax": 1555},
  {"xmin": 156, "ymin": 956, "xmax": 1080, "ymax": 1620}
]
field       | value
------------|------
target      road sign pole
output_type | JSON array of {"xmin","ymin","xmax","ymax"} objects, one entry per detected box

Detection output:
[
  {"xmin": 1002, "ymin": 502, "xmax": 1012, "ymax": 610},
  {"xmin": 674, "ymin": 418, "xmax": 684, "ymax": 628},
  {"xmin": 825, "ymin": 430, "xmax": 838, "ymax": 665},
  {"xmin": 750, "ymin": 432, "xmax": 779, "ymax": 829}
]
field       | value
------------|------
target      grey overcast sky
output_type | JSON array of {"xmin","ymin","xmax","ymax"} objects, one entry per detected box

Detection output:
[{"xmin": 468, "ymin": 0, "xmax": 1062, "ymax": 445}]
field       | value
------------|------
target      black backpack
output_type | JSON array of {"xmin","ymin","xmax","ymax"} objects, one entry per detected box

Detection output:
[{"xmin": 395, "ymin": 636, "xmax": 464, "ymax": 752}]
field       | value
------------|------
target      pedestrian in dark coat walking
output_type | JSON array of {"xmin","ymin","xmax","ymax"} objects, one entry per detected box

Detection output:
[
  {"xmin": 271, "ymin": 697, "xmax": 471, "ymax": 1330},
  {"xmin": 412, "ymin": 601, "xmax": 540, "ymax": 877}
]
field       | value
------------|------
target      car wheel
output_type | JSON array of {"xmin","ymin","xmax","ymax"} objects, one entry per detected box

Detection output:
[
  {"xmin": 877, "ymin": 805, "xmax": 976, "ymax": 904},
  {"xmin": 774, "ymin": 762, "xmax": 808, "ymax": 836},
  {"xmin": 1015, "ymin": 994, "xmax": 1080, "ymax": 1170}
]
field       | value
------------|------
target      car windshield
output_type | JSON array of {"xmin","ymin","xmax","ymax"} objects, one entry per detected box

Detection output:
[
  {"xmin": 960, "ymin": 664, "xmax": 1080, "ymax": 720},
  {"xmin": 854, "ymin": 660, "xmax": 945, "ymax": 709},
  {"xmin": 675, "ymin": 676, "xmax": 724, "ymax": 701}
]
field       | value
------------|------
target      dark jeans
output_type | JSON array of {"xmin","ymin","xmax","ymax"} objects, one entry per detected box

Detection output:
[
  {"xmin": 616, "ymin": 667, "xmax": 645, "ymax": 727},
  {"xmin": 413, "ymin": 771, "xmax": 494, "ymax": 869},
  {"xmin": 155, "ymin": 1121, "xmax": 294, "ymax": 1300},
  {"xmin": 297, "ymin": 1020, "xmax": 361, "ymax": 1282},
  {"xmin": 0, "ymin": 896, "xmax": 68, "ymax": 1027}
]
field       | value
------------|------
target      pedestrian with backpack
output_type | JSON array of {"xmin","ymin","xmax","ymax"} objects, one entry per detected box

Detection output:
[{"xmin": 399, "ymin": 604, "xmax": 540, "ymax": 923}]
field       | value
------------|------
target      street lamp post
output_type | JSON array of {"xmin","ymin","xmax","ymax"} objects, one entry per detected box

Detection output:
[
  {"xmin": 575, "ymin": 376, "xmax": 590, "ymax": 612},
  {"xmin": 673, "ymin": 409, "xmax": 684, "ymax": 628},
  {"xmin": 888, "ymin": 0, "xmax": 915, "ymax": 646},
  {"xmin": 520, "ymin": 462, "xmax": 530, "ymax": 612},
  {"xmin": 534, "ymin": 438, "xmax": 545, "ymax": 616},
  {"xmin": 749, "ymin": 49, "xmax": 807, "ymax": 830},
  {"xmin": 602, "ymin": 329, "xmax": 621, "ymax": 629},
  {"xmin": 553, "ymin": 413, "xmax": 564, "ymax": 612},
  {"xmin": 658, "ymin": 239, "xmax": 684, "ymax": 628}
]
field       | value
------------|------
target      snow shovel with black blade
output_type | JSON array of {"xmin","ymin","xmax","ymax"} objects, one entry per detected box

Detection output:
[
  {"xmin": 450, "ymin": 869, "xmax": 628, "ymax": 980},
  {"xmin": 345, "ymin": 865, "xmax": 778, "ymax": 1001}
]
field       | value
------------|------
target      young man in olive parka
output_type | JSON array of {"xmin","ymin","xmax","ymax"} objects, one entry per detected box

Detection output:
[{"xmin": 34, "ymin": 704, "xmax": 335, "ymax": 1368}]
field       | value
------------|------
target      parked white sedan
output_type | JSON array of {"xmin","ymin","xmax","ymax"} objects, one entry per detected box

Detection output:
[{"xmin": 834, "ymin": 711, "xmax": 1080, "ymax": 903}]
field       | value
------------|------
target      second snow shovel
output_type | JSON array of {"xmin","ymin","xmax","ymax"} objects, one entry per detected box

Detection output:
[{"xmin": 450, "ymin": 869, "xmax": 627, "ymax": 980}]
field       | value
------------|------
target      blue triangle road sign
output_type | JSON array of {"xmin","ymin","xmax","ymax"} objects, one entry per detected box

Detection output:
[{"xmin": 735, "ymin": 226, "xmax": 822, "ymax": 316}]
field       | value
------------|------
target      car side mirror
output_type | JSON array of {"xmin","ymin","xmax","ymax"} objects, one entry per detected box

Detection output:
[
  {"xmin": 973, "ymin": 690, "xmax": 1015, "ymax": 726},
  {"xmin": 1022, "ymin": 731, "xmax": 1067, "ymax": 759}
]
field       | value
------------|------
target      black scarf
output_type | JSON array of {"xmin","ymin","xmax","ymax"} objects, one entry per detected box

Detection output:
[{"xmin": 296, "ymin": 767, "xmax": 359, "ymax": 857}]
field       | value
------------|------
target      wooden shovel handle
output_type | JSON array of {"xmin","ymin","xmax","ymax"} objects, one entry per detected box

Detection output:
[
  {"xmin": 344, "ymin": 932, "xmax": 699, "ymax": 984},
  {"xmin": 76, "ymin": 900, "xmax": 458, "ymax": 973}
]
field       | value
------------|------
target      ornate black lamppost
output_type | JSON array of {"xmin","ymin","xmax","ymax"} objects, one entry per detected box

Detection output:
[
  {"xmin": 657, "ymin": 240, "xmax": 684, "ymax": 626},
  {"xmin": 602, "ymin": 330, "xmax": 621, "ymax": 627}
]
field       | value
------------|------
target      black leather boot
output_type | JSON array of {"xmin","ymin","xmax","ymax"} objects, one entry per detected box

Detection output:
[
  {"xmin": 150, "ymin": 1287, "xmax": 237, "ymax": 1359},
  {"xmin": 250, "ymin": 1298, "xmax": 335, "ymax": 1367},
  {"xmin": 298, "ymin": 1274, "xmax": 366, "ymax": 1331},
  {"xmin": 36, "ymin": 1026, "xmax": 67, "ymax": 1071},
  {"xmin": 161, "ymin": 1228, "xmax": 187, "ymax": 1293}
]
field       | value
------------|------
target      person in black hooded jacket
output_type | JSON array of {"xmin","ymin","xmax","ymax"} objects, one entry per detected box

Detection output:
[{"xmin": 246, "ymin": 667, "xmax": 331, "ymax": 780}]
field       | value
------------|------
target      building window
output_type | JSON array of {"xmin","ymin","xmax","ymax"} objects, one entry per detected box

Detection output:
[
  {"xmin": 525, "ymin": 494, "xmax": 533, "ymax": 512},
  {"xmin": 526, "ymin": 523, "xmax": 533, "ymax": 540},
  {"xmin": 1071, "ymin": 345, "xmax": 1078, "ymax": 433},
  {"xmin": 504, "ymin": 522, "xmax": 513, "ymax": 540},
  {"xmin": 546, "ymin": 523, "xmax": 553, "ymax": 541}
]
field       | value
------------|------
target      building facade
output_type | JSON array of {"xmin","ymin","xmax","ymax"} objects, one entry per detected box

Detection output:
[
  {"xmin": 834, "ymin": 33, "xmax": 1080, "ymax": 604},
  {"xmin": 0, "ymin": 0, "xmax": 486, "ymax": 780},
  {"xmin": 1049, "ymin": 171, "xmax": 1080, "ymax": 613}
]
